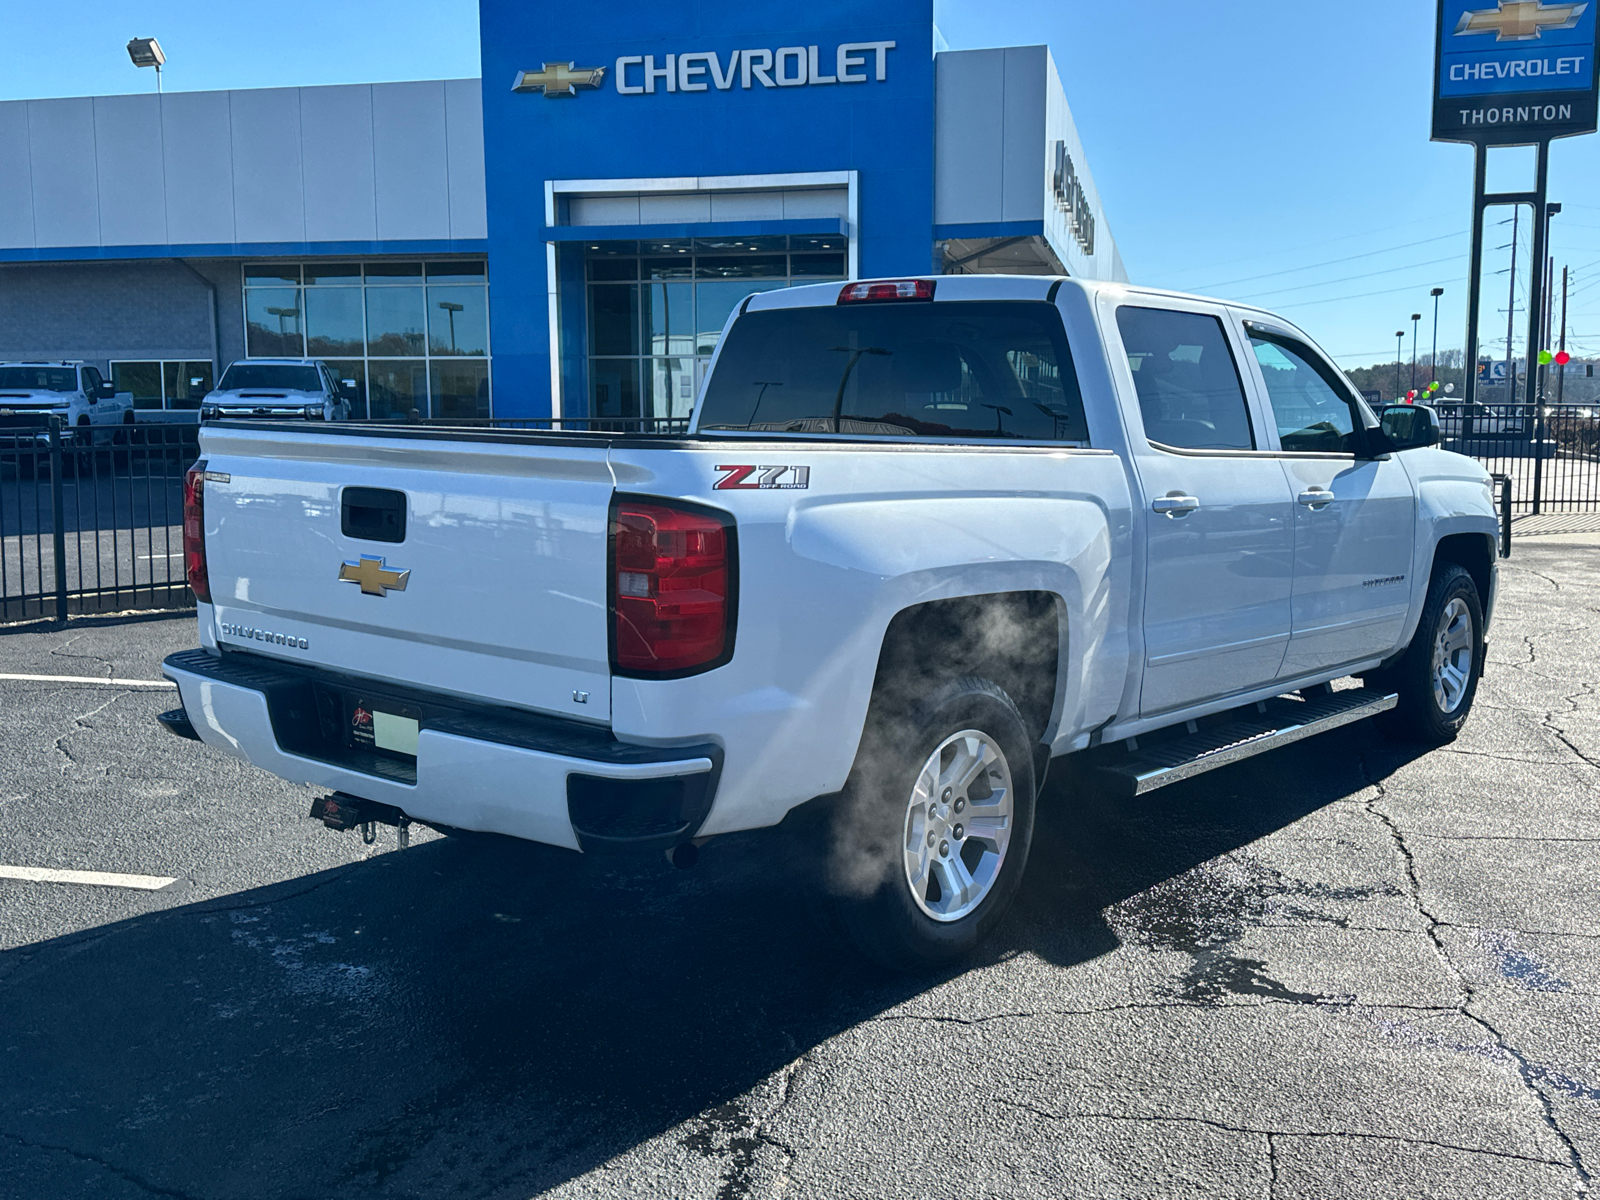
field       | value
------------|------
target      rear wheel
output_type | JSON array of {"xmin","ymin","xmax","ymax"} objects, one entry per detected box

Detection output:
[
  {"xmin": 828, "ymin": 676, "xmax": 1036, "ymax": 969},
  {"xmin": 1377, "ymin": 563, "xmax": 1483, "ymax": 744}
]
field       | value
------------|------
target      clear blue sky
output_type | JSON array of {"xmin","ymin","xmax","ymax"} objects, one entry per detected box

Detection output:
[{"xmin": 9, "ymin": 0, "xmax": 1600, "ymax": 369}]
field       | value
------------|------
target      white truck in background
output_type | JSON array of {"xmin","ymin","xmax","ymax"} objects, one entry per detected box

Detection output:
[
  {"xmin": 161, "ymin": 275, "xmax": 1499, "ymax": 967},
  {"xmin": 0, "ymin": 361, "xmax": 135, "ymax": 428},
  {"xmin": 200, "ymin": 359, "xmax": 355, "ymax": 423}
]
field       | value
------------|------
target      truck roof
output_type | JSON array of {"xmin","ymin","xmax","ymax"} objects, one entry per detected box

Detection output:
[
  {"xmin": 224, "ymin": 358, "xmax": 328, "ymax": 367},
  {"xmin": 743, "ymin": 274, "xmax": 1317, "ymax": 346}
]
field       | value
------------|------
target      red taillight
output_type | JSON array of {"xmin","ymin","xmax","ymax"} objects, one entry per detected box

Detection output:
[
  {"xmin": 838, "ymin": 279, "xmax": 936, "ymax": 304},
  {"xmin": 611, "ymin": 499, "xmax": 734, "ymax": 676},
  {"xmin": 183, "ymin": 460, "xmax": 210, "ymax": 603}
]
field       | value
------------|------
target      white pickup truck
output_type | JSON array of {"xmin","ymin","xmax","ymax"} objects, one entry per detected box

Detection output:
[
  {"xmin": 162, "ymin": 275, "xmax": 1499, "ymax": 967},
  {"xmin": 0, "ymin": 361, "xmax": 136, "ymax": 428}
]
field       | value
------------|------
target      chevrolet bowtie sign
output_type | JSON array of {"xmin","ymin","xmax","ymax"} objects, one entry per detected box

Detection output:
[
  {"xmin": 513, "ymin": 63, "xmax": 607, "ymax": 97},
  {"xmin": 514, "ymin": 42, "xmax": 896, "ymax": 97},
  {"xmin": 1455, "ymin": 1, "xmax": 1587, "ymax": 39},
  {"xmin": 1435, "ymin": 0, "xmax": 1600, "ymax": 142}
]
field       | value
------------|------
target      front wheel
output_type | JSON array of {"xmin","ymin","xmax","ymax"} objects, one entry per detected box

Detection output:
[
  {"xmin": 828, "ymin": 676, "xmax": 1036, "ymax": 970},
  {"xmin": 1378, "ymin": 563, "xmax": 1484, "ymax": 744}
]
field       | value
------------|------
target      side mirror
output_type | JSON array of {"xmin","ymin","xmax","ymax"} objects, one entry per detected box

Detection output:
[
  {"xmin": 1379, "ymin": 404, "xmax": 1441, "ymax": 452},
  {"xmin": 98, "ymin": 381, "xmax": 117, "ymax": 400}
]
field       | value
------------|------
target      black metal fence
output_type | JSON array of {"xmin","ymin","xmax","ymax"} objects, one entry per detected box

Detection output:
[
  {"xmin": 1436, "ymin": 402, "xmax": 1600, "ymax": 513},
  {"xmin": 412, "ymin": 416, "xmax": 694, "ymax": 435},
  {"xmin": 0, "ymin": 416, "xmax": 199, "ymax": 624},
  {"xmin": 0, "ymin": 403, "xmax": 1588, "ymax": 627}
]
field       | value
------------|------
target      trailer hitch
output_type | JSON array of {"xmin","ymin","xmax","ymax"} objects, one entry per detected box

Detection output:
[{"xmin": 310, "ymin": 793, "xmax": 412, "ymax": 849}]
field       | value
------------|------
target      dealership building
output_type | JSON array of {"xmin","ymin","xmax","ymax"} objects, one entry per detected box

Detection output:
[{"xmin": 0, "ymin": 0, "xmax": 1124, "ymax": 421}]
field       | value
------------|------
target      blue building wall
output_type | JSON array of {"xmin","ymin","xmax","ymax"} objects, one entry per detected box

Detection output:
[{"xmin": 478, "ymin": 0, "xmax": 936, "ymax": 418}]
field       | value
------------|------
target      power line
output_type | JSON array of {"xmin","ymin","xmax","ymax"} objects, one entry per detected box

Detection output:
[
  {"xmin": 1330, "ymin": 348, "xmax": 1462, "ymax": 363},
  {"xmin": 1265, "ymin": 278, "xmax": 1458, "ymax": 310},
  {"xmin": 1228, "ymin": 254, "xmax": 1464, "ymax": 302},
  {"xmin": 1157, "ymin": 214, "xmax": 1456, "ymax": 282},
  {"xmin": 1186, "ymin": 230, "xmax": 1468, "ymax": 292}
]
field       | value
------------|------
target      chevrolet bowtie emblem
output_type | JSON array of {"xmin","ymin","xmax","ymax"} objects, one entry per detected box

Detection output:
[
  {"xmin": 338, "ymin": 555, "xmax": 411, "ymax": 597},
  {"xmin": 1455, "ymin": 1, "xmax": 1588, "ymax": 40},
  {"xmin": 512, "ymin": 62, "xmax": 607, "ymax": 97}
]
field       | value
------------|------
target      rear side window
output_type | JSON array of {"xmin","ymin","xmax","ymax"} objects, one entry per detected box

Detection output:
[
  {"xmin": 1116, "ymin": 307, "xmax": 1254, "ymax": 451},
  {"xmin": 698, "ymin": 301, "xmax": 1088, "ymax": 442}
]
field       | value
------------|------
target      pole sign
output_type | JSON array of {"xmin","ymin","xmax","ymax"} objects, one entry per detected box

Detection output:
[{"xmin": 1434, "ymin": 0, "xmax": 1600, "ymax": 144}]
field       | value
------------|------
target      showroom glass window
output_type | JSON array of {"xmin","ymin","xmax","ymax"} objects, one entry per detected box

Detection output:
[
  {"xmin": 583, "ymin": 236, "xmax": 847, "ymax": 420},
  {"xmin": 242, "ymin": 261, "xmax": 490, "ymax": 419},
  {"xmin": 109, "ymin": 361, "xmax": 215, "ymax": 410}
]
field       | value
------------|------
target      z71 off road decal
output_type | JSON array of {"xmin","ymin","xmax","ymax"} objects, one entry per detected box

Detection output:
[{"xmin": 714, "ymin": 465, "xmax": 811, "ymax": 491}]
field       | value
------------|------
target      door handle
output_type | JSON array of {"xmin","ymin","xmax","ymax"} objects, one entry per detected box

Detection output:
[
  {"xmin": 1297, "ymin": 488, "xmax": 1334, "ymax": 510},
  {"xmin": 1152, "ymin": 493, "xmax": 1201, "ymax": 517}
]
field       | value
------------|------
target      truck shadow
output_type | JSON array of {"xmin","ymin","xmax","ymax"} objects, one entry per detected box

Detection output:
[{"xmin": 0, "ymin": 725, "xmax": 1426, "ymax": 1199}]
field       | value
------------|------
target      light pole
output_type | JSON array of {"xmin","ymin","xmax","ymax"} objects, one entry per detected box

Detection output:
[
  {"xmin": 127, "ymin": 38, "xmax": 165, "ymax": 93},
  {"xmin": 265, "ymin": 306, "xmax": 300, "ymax": 351},
  {"xmin": 1429, "ymin": 288, "xmax": 1444, "ymax": 388},
  {"xmin": 1410, "ymin": 313, "xmax": 1422, "ymax": 392},
  {"xmin": 1395, "ymin": 331, "xmax": 1405, "ymax": 399},
  {"xmin": 437, "ymin": 301, "xmax": 464, "ymax": 353}
]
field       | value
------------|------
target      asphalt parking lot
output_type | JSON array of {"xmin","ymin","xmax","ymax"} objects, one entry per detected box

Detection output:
[{"xmin": 1, "ymin": 538, "xmax": 1596, "ymax": 1199}]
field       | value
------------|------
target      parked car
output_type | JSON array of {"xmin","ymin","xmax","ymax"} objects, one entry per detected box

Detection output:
[
  {"xmin": 1435, "ymin": 400, "xmax": 1524, "ymax": 439},
  {"xmin": 161, "ymin": 275, "xmax": 1498, "ymax": 968},
  {"xmin": 0, "ymin": 361, "xmax": 135, "ymax": 429},
  {"xmin": 200, "ymin": 359, "xmax": 354, "ymax": 422}
]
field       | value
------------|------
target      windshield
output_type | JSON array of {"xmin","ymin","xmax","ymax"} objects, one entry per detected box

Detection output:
[
  {"xmin": 0, "ymin": 367, "xmax": 78, "ymax": 393},
  {"xmin": 698, "ymin": 301, "xmax": 1088, "ymax": 441},
  {"xmin": 218, "ymin": 364, "xmax": 323, "ymax": 392}
]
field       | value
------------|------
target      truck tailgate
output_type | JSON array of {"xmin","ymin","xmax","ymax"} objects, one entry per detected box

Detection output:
[{"xmin": 198, "ymin": 427, "xmax": 615, "ymax": 723}]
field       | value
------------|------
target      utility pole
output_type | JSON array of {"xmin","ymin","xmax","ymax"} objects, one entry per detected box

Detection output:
[
  {"xmin": 1505, "ymin": 206, "xmax": 1520, "ymax": 407},
  {"xmin": 1395, "ymin": 331, "xmax": 1405, "ymax": 400},
  {"xmin": 1529, "ymin": 198, "xmax": 1558, "ymax": 515},
  {"xmin": 1558, "ymin": 265, "xmax": 1569, "ymax": 407},
  {"xmin": 1430, "ymin": 288, "xmax": 1444, "ymax": 388}
]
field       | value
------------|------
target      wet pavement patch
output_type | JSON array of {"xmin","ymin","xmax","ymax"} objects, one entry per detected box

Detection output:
[
  {"xmin": 1111, "ymin": 853, "xmax": 1396, "ymax": 1004},
  {"xmin": 1482, "ymin": 930, "xmax": 1573, "ymax": 993}
]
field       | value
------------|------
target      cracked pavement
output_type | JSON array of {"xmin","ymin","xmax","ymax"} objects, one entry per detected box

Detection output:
[{"xmin": 0, "ymin": 538, "xmax": 1597, "ymax": 1199}]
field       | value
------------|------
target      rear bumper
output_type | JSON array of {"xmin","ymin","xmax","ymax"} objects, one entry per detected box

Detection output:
[{"xmin": 161, "ymin": 648, "xmax": 720, "ymax": 853}]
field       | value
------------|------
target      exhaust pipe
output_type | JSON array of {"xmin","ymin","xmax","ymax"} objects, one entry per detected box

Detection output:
[{"xmin": 668, "ymin": 842, "xmax": 700, "ymax": 870}]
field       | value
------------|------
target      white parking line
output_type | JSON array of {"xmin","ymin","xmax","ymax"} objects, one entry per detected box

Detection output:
[
  {"xmin": 0, "ymin": 865, "xmax": 178, "ymax": 891},
  {"xmin": 0, "ymin": 673, "xmax": 176, "ymax": 689}
]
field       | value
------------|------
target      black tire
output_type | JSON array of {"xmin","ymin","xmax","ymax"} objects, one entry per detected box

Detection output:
[
  {"xmin": 828, "ymin": 676, "xmax": 1036, "ymax": 970},
  {"xmin": 1376, "ymin": 563, "xmax": 1484, "ymax": 744}
]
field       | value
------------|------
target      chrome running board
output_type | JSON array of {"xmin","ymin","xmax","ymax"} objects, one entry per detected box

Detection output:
[{"xmin": 1096, "ymin": 689, "xmax": 1399, "ymax": 796}]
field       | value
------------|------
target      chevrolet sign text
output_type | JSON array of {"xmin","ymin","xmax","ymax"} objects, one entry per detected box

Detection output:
[{"xmin": 614, "ymin": 43, "xmax": 896, "ymax": 94}]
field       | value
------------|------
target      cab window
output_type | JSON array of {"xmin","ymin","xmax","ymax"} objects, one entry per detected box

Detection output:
[
  {"xmin": 1248, "ymin": 333, "xmax": 1360, "ymax": 454},
  {"xmin": 81, "ymin": 366, "xmax": 104, "ymax": 394},
  {"xmin": 698, "ymin": 302, "xmax": 1089, "ymax": 442}
]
